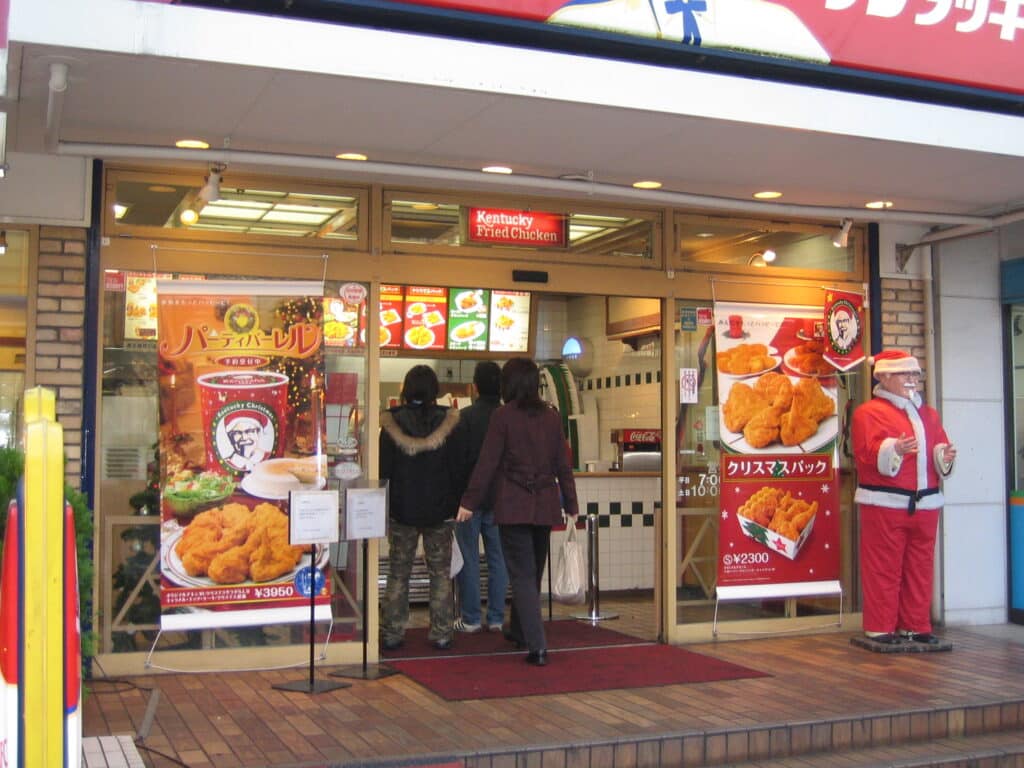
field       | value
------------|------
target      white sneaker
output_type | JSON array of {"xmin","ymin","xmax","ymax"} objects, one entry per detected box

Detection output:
[
  {"xmin": 487, "ymin": 623, "xmax": 504, "ymax": 633},
  {"xmin": 454, "ymin": 618, "xmax": 481, "ymax": 633}
]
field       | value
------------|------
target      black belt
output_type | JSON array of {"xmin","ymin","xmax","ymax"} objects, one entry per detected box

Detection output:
[{"xmin": 859, "ymin": 484, "xmax": 939, "ymax": 515}]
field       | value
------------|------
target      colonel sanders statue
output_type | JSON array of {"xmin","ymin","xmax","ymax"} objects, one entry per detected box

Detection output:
[{"xmin": 851, "ymin": 349, "xmax": 956, "ymax": 646}]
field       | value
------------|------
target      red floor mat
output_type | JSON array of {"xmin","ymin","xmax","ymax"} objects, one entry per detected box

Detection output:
[{"xmin": 387, "ymin": 642, "xmax": 769, "ymax": 700}]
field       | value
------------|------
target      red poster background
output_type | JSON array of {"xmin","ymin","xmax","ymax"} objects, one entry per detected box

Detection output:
[{"xmin": 718, "ymin": 454, "xmax": 840, "ymax": 587}]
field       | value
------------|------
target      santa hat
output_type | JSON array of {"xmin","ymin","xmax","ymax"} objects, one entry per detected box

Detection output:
[
  {"xmin": 226, "ymin": 411, "xmax": 267, "ymax": 432},
  {"xmin": 870, "ymin": 349, "xmax": 921, "ymax": 375}
]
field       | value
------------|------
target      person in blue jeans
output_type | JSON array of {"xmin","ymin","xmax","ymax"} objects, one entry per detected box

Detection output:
[{"xmin": 454, "ymin": 361, "xmax": 508, "ymax": 633}]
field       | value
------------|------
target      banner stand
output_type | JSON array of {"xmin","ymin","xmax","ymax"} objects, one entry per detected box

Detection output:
[
  {"xmin": 332, "ymin": 481, "xmax": 396, "ymax": 680},
  {"xmin": 331, "ymin": 538, "xmax": 398, "ymax": 680},
  {"xmin": 274, "ymin": 544, "xmax": 351, "ymax": 694}
]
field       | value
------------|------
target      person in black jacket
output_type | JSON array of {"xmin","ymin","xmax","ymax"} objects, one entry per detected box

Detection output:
[
  {"xmin": 453, "ymin": 361, "xmax": 508, "ymax": 634},
  {"xmin": 379, "ymin": 365, "xmax": 466, "ymax": 651}
]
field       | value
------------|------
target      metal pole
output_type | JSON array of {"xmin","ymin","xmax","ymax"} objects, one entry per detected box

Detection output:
[{"xmin": 574, "ymin": 512, "xmax": 618, "ymax": 623}]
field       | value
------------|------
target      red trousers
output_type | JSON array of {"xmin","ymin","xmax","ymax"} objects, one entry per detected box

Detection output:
[{"xmin": 859, "ymin": 504, "xmax": 940, "ymax": 635}]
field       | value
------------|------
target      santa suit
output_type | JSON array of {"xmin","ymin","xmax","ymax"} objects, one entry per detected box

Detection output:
[{"xmin": 851, "ymin": 386, "xmax": 953, "ymax": 635}]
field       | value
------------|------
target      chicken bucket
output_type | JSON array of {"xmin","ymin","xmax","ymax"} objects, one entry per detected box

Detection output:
[{"xmin": 197, "ymin": 371, "xmax": 290, "ymax": 475}]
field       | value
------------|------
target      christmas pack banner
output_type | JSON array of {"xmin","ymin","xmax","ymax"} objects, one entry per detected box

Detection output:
[
  {"xmin": 713, "ymin": 302, "xmax": 840, "ymax": 589},
  {"xmin": 156, "ymin": 280, "xmax": 331, "ymax": 631}
]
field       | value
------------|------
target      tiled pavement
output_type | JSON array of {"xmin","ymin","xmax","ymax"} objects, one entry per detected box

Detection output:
[{"xmin": 82, "ymin": 623, "xmax": 1024, "ymax": 768}]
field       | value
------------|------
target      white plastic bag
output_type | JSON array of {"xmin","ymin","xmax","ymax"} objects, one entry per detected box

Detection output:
[
  {"xmin": 552, "ymin": 525, "xmax": 586, "ymax": 604},
  {"xmin": 450, "ymin": 528, "xmax": 464, "ymax": 578}
]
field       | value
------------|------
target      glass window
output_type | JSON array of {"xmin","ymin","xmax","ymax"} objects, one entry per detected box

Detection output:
[
  {"xmin": 676, "ymin": 214, "xmax": 859, "ymax": 275},
  {"xmin": 98, "ymin": 272, "xmax": 369, "ymax": 653},
  {"xmin": 107, "ymin": 169, "xmax": 367, "ymax": 249},
  {"xmin": 386, "ymin": 195, "xmax": 657, "ymax": 265}
]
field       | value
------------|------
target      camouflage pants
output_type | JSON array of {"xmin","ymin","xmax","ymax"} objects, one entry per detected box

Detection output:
[{"xmin": 381, "ymin": 520, "xmax": 454, "ymax": 644}]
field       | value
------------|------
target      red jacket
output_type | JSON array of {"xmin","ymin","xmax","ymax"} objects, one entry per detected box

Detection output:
[{"xmin": 460, "ymin": 402, "xmax": 579, "ymax": 526}]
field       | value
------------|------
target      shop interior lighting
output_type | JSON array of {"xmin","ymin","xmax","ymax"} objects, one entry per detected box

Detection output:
[
  {"xmin": 0, "ymin": 231, "xmax": 7, "ymax": 255},
  {"xmin": 832, "ymin": 218, "xmax": 853, "ymax": 248},
  {"xmin": 866, "ymin": 200, "xmax": 894, "ymax": 210},
  {"xmin": 175, "ymin": 138, "xmax": 210, "ymax": 149},
  {"xmin": 761, "ymin": 248, "xmax": 777, "ymax": 263},
  {"xmin": 633, "ymin": 180, "xmax": 662, "ymax": 189},
  {"xmin": 481, "ymin": 165, "xmax": 512, "ymax": 174},
  {"xmin": 748, "ymin": 251, "xmax": 771, "ymax": 267},
  {"xmin": 335, "ymin": 152, "xmax": 367, "ymax": 161},
  {"xmin": 113, "ymin": 203, "xmax": 128, "ymax": 220},
  {"xmin": 753, "ymin": 190, "xmax": 782, "ymax": 199}
]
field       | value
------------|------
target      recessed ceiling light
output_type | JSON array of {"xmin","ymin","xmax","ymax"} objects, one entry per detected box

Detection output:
[
  {"xmin": 753, "ymin": 190, "xmax": 783, "ymax": 199},
  {"xmin": 762, "ymin": 249, "xmax": 777, "ymax": 263},
  {"xmin": 696, "ymin": 232, "xmax": 715, "ymax": 238},
  {"xmin": 180, "ymin": 208, "xmax": 200, "ymax": 226},
  {"xmin": 482, "ymin": 166, "xmax": 512, "ymax": 174},
  {"xmin": 865, "ymin": 200, "xmax": 894, "ymax": 209},
  {"xmin": 147, "ymin": 185, "xmax": 177, "ymax": 193},
  {"xmin": 175, "ymin": 139, "xmax": 210, "ymax": 150},
  {"xmin": 113, "ymin": 203, "xmax": 128, "ymax": 220},
  {"xmin": 633, "ymin": 180, "xmax": 662, "ymax": 189},
  {"xmin": 335, "ymin": 152, "xmax": 368, "ymax": 161}
]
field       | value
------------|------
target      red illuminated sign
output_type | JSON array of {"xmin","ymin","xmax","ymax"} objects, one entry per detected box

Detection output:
[{"xmin": 467, "ymin": 207, "xmax": 566, "ymax": 248}]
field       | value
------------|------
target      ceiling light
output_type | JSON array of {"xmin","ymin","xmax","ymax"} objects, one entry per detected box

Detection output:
[
  {"xmin": 335, "ymin": 152, "xmax": 367, "ymax": 161},
  {"xmin": 481, "ymin": 166, "xmax": 512, "ymax": 174},
  {"xmin": 753, "ymin": 190, "xmax": 782, "ymax": 199},
  {"xmin": 865, "ymin": 200, "xmax": 894, "ymax": 209},
  {"xmin": 0, "ymin": 231, "xmax": 6, "ymax": 255},
  {"xmin": 175, "ymin": 139, "xmax": 210, "ymax": 150},
  {"xmin": 833, "ymin": 218, "xmax": 853, "ymax": 248},
  {"xmin": 113, "ymin": 203, "xmax": 128, "ymax": 220},
  {"xmin": 761, "ymin": 249, "xmax": 777, "ymax": 263},
  {"xmin": 695, "ymin": 232, "xmax": 715, "ymax": 238},
  {"xmin": 180, "ymin": 207, "xmax": 200, "ymax": 226},
  {"xmin": 633, "ymin": 180, "xmax": 662, "ymax": 190}
]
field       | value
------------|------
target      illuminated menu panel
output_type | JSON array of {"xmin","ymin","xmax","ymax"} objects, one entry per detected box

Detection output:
[
  {"xmin": 488, "ymin": 290, "xmax": 531, "ymax": 353},
  {"xmin": 379, "ymin": 284, "xmax": 404, "ymax": 349},
  {"xmin": 447, "ymin": 288, "xmax": 490, "ymax": 352},
  {"xmin": 403, "ymin": 286, "xmax": 448, "ymax": 352}
]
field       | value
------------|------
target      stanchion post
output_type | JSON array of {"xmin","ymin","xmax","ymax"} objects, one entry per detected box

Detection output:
[{"xmin": 574, "ymin": 512, "xmax": 617, "ymax": 623}]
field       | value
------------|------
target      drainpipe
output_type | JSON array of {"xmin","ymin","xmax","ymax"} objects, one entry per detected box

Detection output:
[{"xmin": 45, "ymin": 62, "xmax": 69, "ymax": 153}]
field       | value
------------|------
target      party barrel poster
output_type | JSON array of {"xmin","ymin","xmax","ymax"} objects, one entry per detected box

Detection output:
[
  {"xmin": 713, "ymin": 302, "xmax": 840, "ymax": 590},
  {"xmin": 156, "ymin": 280, "xmax": 331, "ymax": 631}
]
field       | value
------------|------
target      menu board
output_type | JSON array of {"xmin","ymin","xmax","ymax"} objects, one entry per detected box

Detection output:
[
  {"xmin": 488, "ymin": 290, "xmax": 531, "ymax": 353},
  {"xmin": 379, "ymin": 284, "xmax": 404, "ymax": 349},
  {"xmin": 403, "ymin": 286, "xmax": 448, "ymax": 351},
  {"xmin": 323, "ymin": 297, "xmax": 360, "ymax": 347},
  {"xmin": 448, "ymin": 288, "xmax": 490, "ymax": 351}
]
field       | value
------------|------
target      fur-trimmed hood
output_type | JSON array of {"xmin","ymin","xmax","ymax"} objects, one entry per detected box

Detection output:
[{"xmin": 381, "ymin": 406, "xmax": 461, "ymax": 456}]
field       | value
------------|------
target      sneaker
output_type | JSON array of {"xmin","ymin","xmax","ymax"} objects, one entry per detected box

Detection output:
[
  {"xmin": 454, "ymin": 618, "xmax": 482, "ymax": 633},
  {"xmin": 487, "ymin": 623, "xmax": 504, "ymax": 633}
]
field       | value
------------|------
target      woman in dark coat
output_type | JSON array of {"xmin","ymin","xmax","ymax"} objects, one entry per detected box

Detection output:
[
  {"xmin": 380, "ymin": 365, "xmax": 466, "ymax": 651},
  {"xmin": 457, "ymin": 357, "xmax": 579, "ymax": 666}
]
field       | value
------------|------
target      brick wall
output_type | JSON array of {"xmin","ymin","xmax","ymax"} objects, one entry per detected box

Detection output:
[
  {"xmin": 879, "ymin": 277, "xmax": 928, "ymax": 376},
  {"xmin": 35, "ymin": 226, "xmax": 87, "ymax": 490}
]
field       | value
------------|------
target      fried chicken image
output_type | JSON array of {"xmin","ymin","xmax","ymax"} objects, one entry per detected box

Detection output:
[
  {"xmin": 787, "ymin": 341, "xmax": 833, "ymax": 376},
  {"xmin": 793, "ymin": 378, "xmax": 835, "ymax": 422},
  {"xmin": 174, "ymin": 502, "xmax": 304, "ymax": 584},
  {"xmin": 738, "ymin": 487, "xmax": 817, "ymax": 543},
  {"xmin": 717, "ymin": 343, "xmax": 775, "ymax": 375},
  {"xmin": 722, "ymin": 382, "xmax": 770, "ymax": 433},
  {"xmin": 743, "ymin": 405, "xmax": 782, "ymax": 449},
  {"xmin": 176, "ymin": 503, "xmax": 255, "ymax": 577},
  {"xmin": 754, "ymin": 371, "xmax": 793, "ymax": 410}
]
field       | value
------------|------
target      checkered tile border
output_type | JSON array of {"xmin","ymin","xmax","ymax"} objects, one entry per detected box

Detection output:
[{"xmin": 585, "ymin": 500, "xmax": 656, "ymax": 528}]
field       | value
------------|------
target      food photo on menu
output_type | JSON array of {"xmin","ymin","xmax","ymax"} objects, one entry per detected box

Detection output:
[
  {"xmin": 488, "ymin": 290, "xmax": 531, "ymax": 353},
  {"xmin": 714, "ymin": 306, "xmax": 839, "ymax": 455},
  {"xmin": 403, "ymin": 285, "xmax": 448, "ymax": 351},
  {"xmin": 448, "ymin": 287, "xmax": 490, "ymax": 351}
]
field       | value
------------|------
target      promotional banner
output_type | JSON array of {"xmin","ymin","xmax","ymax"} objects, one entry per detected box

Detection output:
[
  {"xmin": 713, "ymin": 302, "xmax": 840, "ymax": 589},
  {"xmin": 156, "ymin": 280, "xmax": 331, "ymax": 631},
  {"xmin": 823, "ymin": 288, "xmax": 866, "ymax": 372}
]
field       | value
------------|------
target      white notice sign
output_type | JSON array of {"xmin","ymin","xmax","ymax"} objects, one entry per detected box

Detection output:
[
  {"xmin": 289, "ymin": 489, "xmax": 339, "ymax": 546},
  {"xmin": 345, "ymin": 485, "xmax": 388, "ymax": 540}
]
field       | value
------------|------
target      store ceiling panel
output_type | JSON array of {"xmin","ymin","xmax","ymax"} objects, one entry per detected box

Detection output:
[{"xmin": 6, "ymin": 40, "xmax": 1024, "ymax": 223}]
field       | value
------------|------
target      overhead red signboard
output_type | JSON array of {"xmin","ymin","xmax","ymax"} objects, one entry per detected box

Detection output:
[
  {"xmin": 372, "ymin": 0, "xmax": 1024, "ymax": 95},
  {"xmin": 467, "ymin": 207, "xmax": 567, "ymax": 248}
]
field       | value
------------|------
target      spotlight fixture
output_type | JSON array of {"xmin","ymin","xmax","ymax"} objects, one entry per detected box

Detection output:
[
  {"xmin": 0, "ymin": 231, "xmax": 6, "ymax": 255},
  {"xmin": 198, "ymin": 163, "xmax": 225, "ymax": 204},
  {"xmin": 761, "ymin": 249, "xmax": 777, "ymax": 263},
  {"xmin": 832, "ymin": 219, "xmax": 853, "ymax": 248},
  {"xmin": 180, "ymin": 207, "xmax": 200, "ymax": 226}
]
